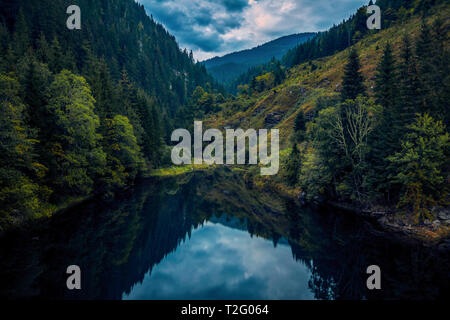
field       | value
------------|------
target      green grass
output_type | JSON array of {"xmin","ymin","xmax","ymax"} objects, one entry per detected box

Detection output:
[{"xmin": 149, "ymin": 164, "xmax": 215, "ymax": 177}]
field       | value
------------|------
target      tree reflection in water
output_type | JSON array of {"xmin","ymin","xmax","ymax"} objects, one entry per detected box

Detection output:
[{"xmin": 0, "ymin": 170, "xmax": 448, "ymax": 300}]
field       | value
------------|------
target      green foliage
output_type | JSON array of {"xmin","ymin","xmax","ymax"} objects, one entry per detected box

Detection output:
[
  {"xmin": 284, "ymin": 0, "xmax": 423, "ymax": 68},
  {"xmin": 415, "ymin": 18, "xmax": 450, "ymax": 124},
  {"xmin": 229, "ymin": 58, "xmax": 287, "ymax": 94},
  {"xmin": 341, "ymin": 49, "xmax": 366, "ymax": 101},
  {"xmin": 307, "ymin": 97, "xmax": 381, "ymax": 201},
  {"xmin": 389, "ymin": 114, "xmax": 449, "ymax": 222},
  {"xmin": 374, "ymin": 43, "xmax": 398, "ymax": 111},
  {"xmin": 102, "ymin": 115, "xmax": 145, "ymax": 191},
  {"xmin": 0, "ymin": 74, "xmax": 48, "ymax": 228},
  {"xmin": 285, "ymin": 144, "xmax": 301, "ymax": 186},
  {"xmin": 0, "ymin": 0, "xmax": 202, "ymax": 228},
  {"xmin": 43, "ymin": 70, "xmax": 106, "ymax": 196}
]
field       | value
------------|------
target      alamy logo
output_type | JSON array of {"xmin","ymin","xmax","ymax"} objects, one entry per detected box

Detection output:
[
  {"xmin": 367, "ymin": 5, "xmax": 381, "ymax": 30},
  {"xmin": 171, "ymin": 122, "xmax": 279, "ymax": 176},
  {"xmin": 366, "ymin": 265, "xmax": 381, "ymax": 290},
  {"xmin": 66, "ymin": 5, "xmax": 81, "ymax": 30},
  {"xmin": 66, "ymin": 265, "xmax": 81, "ymax": 290}
]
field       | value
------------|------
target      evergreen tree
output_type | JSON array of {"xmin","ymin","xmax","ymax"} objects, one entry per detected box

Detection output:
[
  {"xmin": 429, "ymin": 18, "xmax": 450, "ymax": 125},
  {"xmin": 415, "ymin": 20, "xmax": 434, "ymax": 115},
  {"xmin": 0, "ymin": 73, "xmax": 45, "ymax": 226},
  {"xmin": 12, "ymin": 8, "xmax": 29, "ymax": 56},
  {"xmin": 286, "ymin": 144, "xmax": 301, "ymax": 186},
  {"xmin": 294, "ymin": 110, "xmax": 306, "ymax": 132},
  {"xmin": 23, "ymin": 59, "xmax": 52, "ymax": 131},
  {"xmin": 102, "ymin": 115, "xmax": 145, "ymax": 190},
  {"xmin": 341, "ymin": 49, "xmax": 366, "ymax": 101},
  {"xmin": 389, "ymin": 114, "xmax": 449, "ymax": 223},
  {"xmin": 374, "ymin": 43, "xmax": 398, "ymax": 112},
  {"xmin": 43, "ymin": 70, "xmax": 106, "ymax": 197},
  {"xmin": 398, "ymin": 35, "xmax": 421, "ymax": 131}
]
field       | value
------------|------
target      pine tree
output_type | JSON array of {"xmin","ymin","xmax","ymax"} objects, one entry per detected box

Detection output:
[
  {"xmin": 429, "ymin": 18, "xmax": 450, "ymax": 125},
  {"xmin": 0, "ymin": 73, "xmax": 45, "ymax": 223},
  {"xmin": 294, "ymin": 110, "xmax": 306, "ymax": 132},
  {"xmin": 24, "ymin": 59, "xmax": 52, "ymax": 131},
  {"xmin": 398, "ymin": 35, "xmax": 420, "ymax": 130},
  {"xmin": 43, "ymin": 70, "xmax": 106, "ymax": 197},
  {"xmin": 341, "ymin": 49, "xmax": 366, "ymax": 101},
  {"xmin": 389, "ymin": 114, "xmax": 449, "ymax": 223},
  {"xmin": 415, "ymin": 20, "xmax": 433, "ymax": 114},
  {"xmin": 374, "ymin": 43, "xmax": 398, "ymax": 112},
  {"xmin": 286, "ymin": 144, "xmax": 301, "ymax": 186},
  {"xmin": 367, "ymin": 45, "xmax": 402, "ymax": 201},
  {"xmin": 36, "ymin": 32, "xmax": 51, "ymax": 63},
  {"xmin": 49, "ymin": 36, "xmax": 64, "ymax": 73},
  {"xmin": 12, "ymin": 8, "xmax": 29, "ymax": 56}
]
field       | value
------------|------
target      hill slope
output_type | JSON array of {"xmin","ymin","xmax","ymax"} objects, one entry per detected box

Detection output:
[
  {"xmin": 206, "ymin": 3, "xmax": 449, "ymax": 148},
  {"xmin": 204, "ymin": 0, "xmax": 449, "ymax": 227},
  {"xmin": 203, "ymin": 33, "xmax": 316, "ymax": 84},
  {"xmin": 0, "ymin": 0, "xmax": 217, "ymax": 113},
  {"xmin": 0, "ymin": 0, "xmax": 219, "ymax": 229}
]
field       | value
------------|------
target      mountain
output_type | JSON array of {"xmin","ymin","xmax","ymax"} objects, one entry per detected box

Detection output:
[
  {"xmin": 0, "ymin": 0, "xmax": 218, "ymax": 114},
  {"xmin": 0, "ymin": 0, "xmax": 221, "ymax": 229},
  {"xmin": 204, "ymin": 0, "xmax": 449, "ymax": 223},
  {"xmin": 202, "ymin": 33, "xmax": 316, "ymax": 84}
]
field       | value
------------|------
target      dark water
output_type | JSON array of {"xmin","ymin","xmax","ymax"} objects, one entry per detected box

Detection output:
[{"xmin": 0, "ymin": 170, "xmax": 448, "ymax": 300}]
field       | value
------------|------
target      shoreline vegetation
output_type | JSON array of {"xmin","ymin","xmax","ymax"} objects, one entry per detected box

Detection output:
[
  {"xmin": 153, "ymin": 165, "xmax": 450, "ymax": 246},
  {"xmin": 1, "ymin": 0, "xmax": 448, "ymax": 248}
]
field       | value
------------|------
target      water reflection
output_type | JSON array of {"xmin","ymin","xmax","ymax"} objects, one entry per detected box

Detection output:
[
  {"xmin": 124, "ymin": 222, "xmax": 314, "ymax": 300},
  {"xmin": 0, "ymin": 170, "xmax": 448, "ymax": 300}
]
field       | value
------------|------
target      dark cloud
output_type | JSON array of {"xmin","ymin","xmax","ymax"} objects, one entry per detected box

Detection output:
[
  {"xmin": 181, "ymin": 31, "xmax": 224, "ymax": 52},
  {"xmin": 221, "ymin": 0, "xmax": 250, "ymax": 12}
]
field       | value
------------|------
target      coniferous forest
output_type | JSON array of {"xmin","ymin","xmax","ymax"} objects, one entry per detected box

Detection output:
[
  {"xmin": 201, "ymin": 0, "xmax": 449, "ymax": 230},
  {"xmin": 0, "ymin": 0, "xmax": 223, "ymax": 230},
  {"xmin": 0, "ymin": 0, "xmax": 449, "ymax": 235},
  {"xmin": 283, "ymin": 6, "xmax": 450, "ymax": 225},
  {"xmin": 0, "ymin": 0, "xmax": 449, "ymax": 303}
]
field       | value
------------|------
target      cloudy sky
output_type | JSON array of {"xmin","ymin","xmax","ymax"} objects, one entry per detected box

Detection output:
[
  {"xmin": 124, "ymin": 222, "xmax": 314, "ymax": 299},
  {"xmin": 137, "ymin": 0, "xmax": 368, "ymax": 61}
]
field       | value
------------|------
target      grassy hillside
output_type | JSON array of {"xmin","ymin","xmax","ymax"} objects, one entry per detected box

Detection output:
[
  {"xmin": 205, "ymin": 4, "xmax": 449, "ymax": 150},
  {"xmin": 200, "ymin": 1, "xmax": 449, "ymax": 231}
]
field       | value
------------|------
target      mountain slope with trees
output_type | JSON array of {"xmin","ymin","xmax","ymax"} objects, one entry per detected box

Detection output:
[
  {"xmin": 203, "ymin": 0, "xmax": 449, "ymax": 232},
  {"xmin": 0, "ymin": 0, "xmax": 221, "ymax": 230},
  {"xmin": 203, "ymin": 33, "xmax": 316, "ymax": 84}
]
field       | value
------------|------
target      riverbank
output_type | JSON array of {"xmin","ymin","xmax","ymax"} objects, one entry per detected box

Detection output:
[
  {"xmin": 3, "ymin": 164, "xmax": 448, "ymax": 248},
  {"xmin": 150, "ymin": 165, "xmax": 450, "ymax": 247},
  {"xmin": 241, "ymin": 163, "xmax": 450, "ymax": 247},
  {"xmin": 325, "ymin": 201, "xmax": 450, "ymax": 249}
]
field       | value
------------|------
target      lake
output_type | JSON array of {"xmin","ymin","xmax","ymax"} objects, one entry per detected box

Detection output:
[{"xmin": 0, "ymin": 170, "xmax": 448, "ymax": 300}]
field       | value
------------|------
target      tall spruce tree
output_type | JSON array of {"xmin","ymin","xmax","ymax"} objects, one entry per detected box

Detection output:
[
  {"xmin": 341, "ymin": 49, "xmax": 366, "ymax": 101},
  {"xmin": 398, "ymin": 35, "xmax": 420, "ymax": 131},
  {"xmin": 415, "ymin": 20, "xmax": 433, "ymax": 114},
  {"xmin": 374, "ymin": 43, "xmax": 398, "ymax": 112},
  {"xmin": 286, "ymin": 143, "xmax": 301, "ymax": 186},
  {"xmin": 367, "ymin": 44, "xmax": 402, "ymax": 201}
]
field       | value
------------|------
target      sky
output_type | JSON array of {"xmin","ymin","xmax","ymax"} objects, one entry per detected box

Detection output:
[
  {"xmin": 124, "ymin": 222, "xmax": 315, "ymax": 300},
  {"xmin": 137, "ymin": 0, "xmax": 369, "ymax": 61}
]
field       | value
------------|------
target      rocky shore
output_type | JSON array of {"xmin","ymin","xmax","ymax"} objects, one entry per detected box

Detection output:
[{"xmin": 324, "ymin": 200, "xmax": 450, "ymax": 250}]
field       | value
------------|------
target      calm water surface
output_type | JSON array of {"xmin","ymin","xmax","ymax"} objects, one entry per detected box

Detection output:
[
  {"xmin": 0, "ymin": 170, "xmax": 448, "ymax": 300},
  {"xmin": 123, "ymin": 222, "xmax": 314, "ymax": 300}
]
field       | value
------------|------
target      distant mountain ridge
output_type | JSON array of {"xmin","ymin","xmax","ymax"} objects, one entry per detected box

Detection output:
[{"xmin": 202, "ymin": 33, "xmax": 316, "ymax": 83}]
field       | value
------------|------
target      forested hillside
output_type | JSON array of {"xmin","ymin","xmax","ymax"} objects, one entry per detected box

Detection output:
[
  {"xmin": 0, "ymin": 0, "xmax": 220, "ymax": 230},
  {"xmin": 203, "ymin": 33, "xmax": 315, "ymax": 84},
  {"xmin": 204, "ymin": 0, "xmax": 449, "ymax": 226}
]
